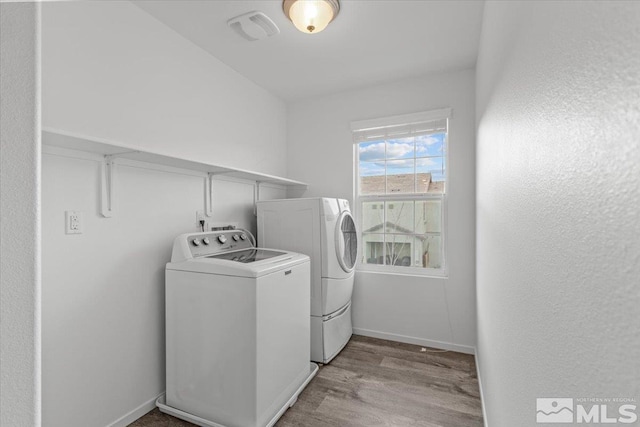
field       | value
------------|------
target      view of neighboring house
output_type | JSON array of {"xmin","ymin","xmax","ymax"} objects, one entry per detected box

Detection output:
[{"xmin": 360, "ymin": 172, "xmax": 443, "ymax": 269}]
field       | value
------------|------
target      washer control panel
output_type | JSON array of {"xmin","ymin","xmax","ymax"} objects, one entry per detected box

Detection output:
[{"xmin": 186, "ymin": 229, "xmax": 254, "ymax": 258}]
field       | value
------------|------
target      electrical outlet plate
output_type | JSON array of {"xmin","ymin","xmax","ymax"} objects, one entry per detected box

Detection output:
[
  {"xmin": 196, "ymin": 211, "xmax": 208, "ymax": 232},
  {"xmin": 65, "ymin": 211, "xmax": 83, "ymax": 234}
]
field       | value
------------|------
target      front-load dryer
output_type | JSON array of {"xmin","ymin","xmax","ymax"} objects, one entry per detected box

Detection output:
[
  {"xmin": 320, "ymin": 198, "xmax": 358, "ymax": 315},
  {"xmin": 257, "ymin": 198, "xmax": 358, "ymax": 364}
]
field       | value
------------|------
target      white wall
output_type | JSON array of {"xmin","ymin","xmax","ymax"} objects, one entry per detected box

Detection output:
[
  {"xmin": 42, "ymin": 150, "xmax": 285, "ymax": 427},
  {"xmin": 476, "ymin": 1, "xmax": 640, "ymax": 426},
  {"xmin": 0, "ymin": 3, "xmax": 41, "ymax": 426},
  {"xmin": 287, "ymin": 70, "xmax": 476, "ymax": 352},
  {"xmin": 42, "ymin": 1, "xmax": 287, "ymax": 177},
  {"xmin": 40, "ymin": 2, "xmax": 288, "ymax": 426}
]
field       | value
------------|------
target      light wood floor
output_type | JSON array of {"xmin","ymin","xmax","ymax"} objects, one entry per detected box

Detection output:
[{"xmin": 130, "ymin": 335, "xmax": 483, "ymax": 427}]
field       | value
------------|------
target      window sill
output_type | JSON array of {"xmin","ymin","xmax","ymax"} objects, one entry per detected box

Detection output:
[{"xmin": 355, "ymin": 264, "xmax": 448, "ymax": 279}]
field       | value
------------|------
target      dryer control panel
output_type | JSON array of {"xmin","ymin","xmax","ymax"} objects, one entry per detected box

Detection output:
[
  {"xmin": 338, "ymin": 199, "xmax": 350, "ymax": 211},
  {"xmin": 171, "ymin": 229, "xmax": 255, "ymax": 262}
]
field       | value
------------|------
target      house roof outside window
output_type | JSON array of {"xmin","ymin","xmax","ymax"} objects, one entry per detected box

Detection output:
[{"xmin": 360, "ymin": 173, "xmax": 444, "ymax": 194}]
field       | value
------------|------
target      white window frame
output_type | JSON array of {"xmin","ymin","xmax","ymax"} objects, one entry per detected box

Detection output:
[{"xmin": 352, "ymin": 108, "xmax": 451, "ymax": 278}]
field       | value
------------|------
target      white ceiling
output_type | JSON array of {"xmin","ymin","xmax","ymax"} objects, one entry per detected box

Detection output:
[{"xmin": 133, "ymin": 0, "xmax": 484, "ymax": 102}]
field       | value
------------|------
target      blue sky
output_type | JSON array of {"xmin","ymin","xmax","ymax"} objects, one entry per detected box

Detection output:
[{"xmin": 359, "ymin": 133, "xmax": 446, "ymax": 180}]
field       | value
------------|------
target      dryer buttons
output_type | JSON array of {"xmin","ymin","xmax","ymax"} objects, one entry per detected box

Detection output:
[{"xmin": 217, "ymin": 235, "xmax": 227, "ymax": 244}]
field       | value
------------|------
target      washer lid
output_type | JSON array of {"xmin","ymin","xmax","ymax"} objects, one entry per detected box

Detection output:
[
  {"xmin": 167, "ymin": 250, "xmax": 309, "ymax": 278},
  {"xmin": 206, "ymin": 248, "xmax": 286, "ymax": 263}
]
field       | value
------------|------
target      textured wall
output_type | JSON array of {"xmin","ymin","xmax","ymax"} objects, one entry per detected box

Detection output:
[
  {"xmin": 0, "ymin": 3, "xmax": 41, "ymax": 426},
  {"xmin": 476, "ymin": 1, "xmax": 640, "ymax": 425},
  {"xmin": 287, "ymin": 70, "xmax": 476, "ymax": 352}
]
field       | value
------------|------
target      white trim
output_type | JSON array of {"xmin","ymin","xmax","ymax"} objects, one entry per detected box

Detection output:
[
  {"xmin": 350, "ymin": 107, "xmax": 452, "ymax": 132},
  {"xmin": 356, "ymin": 263, "xmax": 448, "ymax": 278},
  {"xmin": 105, "ymin": 392, "xmax": 164, "ymax": 427},
  {"xmin": 358, "ymin": 193, "xmax": 445, "ymax": 202},
  {"xmin": 475, "ymin": 348, "xmax": 489, "ymax": 427},
  {"xmin": 352, "ymin": 328, "xmax": 474, "ymax": 355}
]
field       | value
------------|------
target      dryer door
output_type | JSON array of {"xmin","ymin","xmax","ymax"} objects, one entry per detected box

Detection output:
[{"xmin": 335, "ymin": 211, "xmax": 357, "ymax": 273}]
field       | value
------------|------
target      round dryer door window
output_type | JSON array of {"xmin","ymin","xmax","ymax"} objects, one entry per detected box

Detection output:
[{"xmin": 335, "ymin": 211, "xmax": 358, "ymax": 272}]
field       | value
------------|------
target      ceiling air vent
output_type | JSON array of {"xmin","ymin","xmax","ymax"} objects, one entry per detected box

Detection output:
[{"xmin": 227, "ymin": 11, "xmax": 280, "ymax": 41}]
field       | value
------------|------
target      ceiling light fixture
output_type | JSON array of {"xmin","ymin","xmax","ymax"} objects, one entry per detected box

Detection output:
[{"xmin": 283, "ymin": 0, "xmax": 340, "ymax": 35}]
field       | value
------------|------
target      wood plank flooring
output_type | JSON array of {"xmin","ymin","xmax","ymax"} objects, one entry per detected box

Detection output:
[{"xmin": 129, "ymin": 335, "xmax": 483, "ymax": 427}]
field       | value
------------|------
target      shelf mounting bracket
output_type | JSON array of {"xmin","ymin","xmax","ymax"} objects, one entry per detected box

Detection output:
[
  {"xmin": 205, "ymin": 173, "xmax": 214, "ymax": 217},
  {"xmin": 100, "ymin": 155, "xmax": 116, "ymax": 218},
  {"xmin": 99, "ymin": 150, "xmax": 138, "ymax": 218},
  {"xmin": 253, "ymin": 181, "xmax": 261, "ymax": 216}
]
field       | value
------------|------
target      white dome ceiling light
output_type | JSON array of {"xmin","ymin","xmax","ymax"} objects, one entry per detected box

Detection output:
[{"xmin": 283, "ymin": 0, "xmax": 340, "ymax": 35}]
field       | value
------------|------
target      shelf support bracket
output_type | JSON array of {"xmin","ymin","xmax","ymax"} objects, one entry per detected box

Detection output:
[
  {"xmin": 253, "ymin": 182, "xmax": 261, "ymax": 216},
  {"xmin": 205, "ymin": 173, "xmax": 214, "ymax": 217},
  {"xmin": 100, "ymin": 155, "xmax": 116, "ymax": 218}
]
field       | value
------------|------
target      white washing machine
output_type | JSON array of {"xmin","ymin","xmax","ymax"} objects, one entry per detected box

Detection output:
[
  {"xmin": 157, "ymin": 229, "xmax": 318, "ymax": 427},
  {"xmin": 257, "ymin": 198, "xmax": 357, "ymax": 363}
]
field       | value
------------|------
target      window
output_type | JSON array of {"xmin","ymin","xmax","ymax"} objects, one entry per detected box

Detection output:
[{"xmin": 352, "ymin": 109, "xmax": 450, "ymax": 275}]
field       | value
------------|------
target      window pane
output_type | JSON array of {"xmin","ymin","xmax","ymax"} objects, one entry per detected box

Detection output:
[
  {"xmin": 385, "ymin": 201, "xmax": 414, "ymax": 233},
  {"xmin": 361, "ymin": 201, "xmax": 384, "ymax": 233},
  {"xmin": 414, "ymin": 234, "xmax": 442, "ymax": 269},
  {"xmin": 358, "ymin": 140, "xmax": 386, "ymax": 162},
  {"xmin": 416, "ymin": 157, "xmax": 445, "ymax": 194},
  {"xmin": 386, "ymin": 137, "xmax": 414, "ymax": 160},
  {"xmin": 359, "ymin": 161, "xmax": 385, "ymax": 195},
  {"xmin": 386, "ymin": 159, "xmax": 415, "ymax": 193},
  {"xmin": 355, "ymin": 121, "xmax": 446, "ymax": 272},
  {"xmin": 362, "ymin": 233, "xmax": 384, "ymax": 265},
  {"xmin": 416, "ymin": 156, "xmax": 444, "ymax": 173},
  {"xmin": 415, "ymin": 200, "xmax": 442, "ymax": 234},
  {"xmin": 415, "ymin": 133, "xmax": 445, "ymax": 157},
  {"xmin": 385, "ymin": 234, "xmax": 413, "ymax": 266}
]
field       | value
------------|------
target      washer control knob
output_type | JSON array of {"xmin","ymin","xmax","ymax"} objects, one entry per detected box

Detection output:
[
  {"xmin": 192, "ymin": 238, "xmax": 201, "ymax": 247},
  {"xmin": 217, "ymin": 235, "xmax": 227, "ymax": 244},
  {"xmin": 202, "ymin": 238, "xmax": 210, "ymax": 245},
  {"xmin": 240, "ymin": 233, "xmax": 247, "ymax": 241},
  {"xmin": 232, "ymin": 234, "xmax": 240, "ymax": 241}
]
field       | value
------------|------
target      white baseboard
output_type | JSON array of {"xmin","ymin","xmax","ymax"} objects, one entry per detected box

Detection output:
[
  {"xmin": 352, "ymin": 328, "xmax": 475, "ymax": 355},
  {"xmin": 474, "ymin": 348, "xmax": 489, "ymax": 427},
  {"xmin": 106, "ymin": 392, "xmax": 164, "ymax": 427}
]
